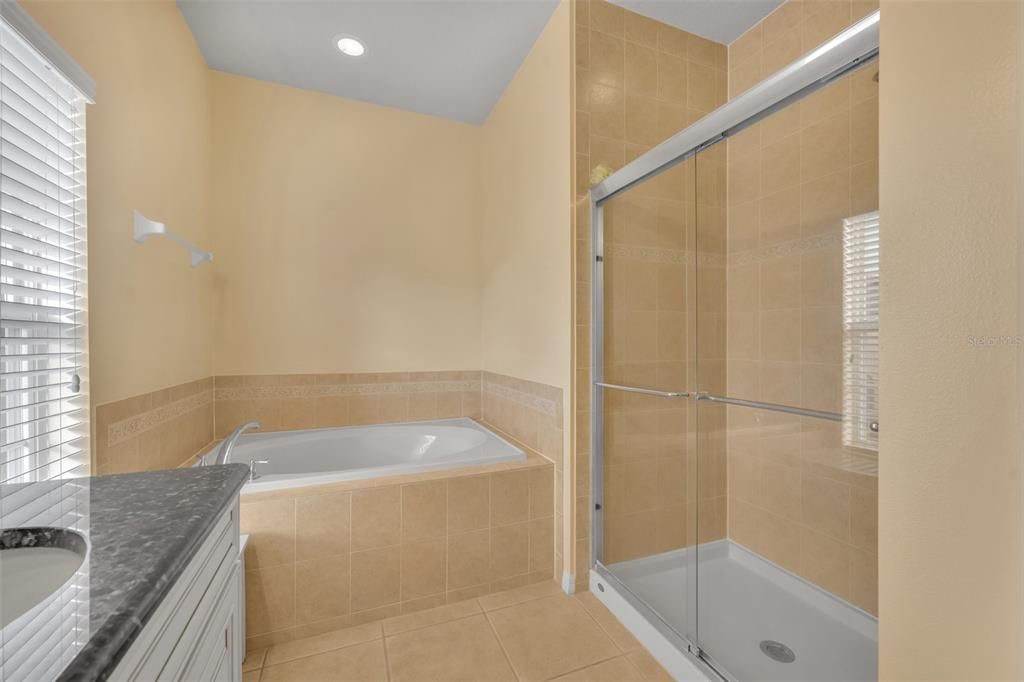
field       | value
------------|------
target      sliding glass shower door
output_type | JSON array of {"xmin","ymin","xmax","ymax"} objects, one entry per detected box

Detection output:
[
  {"xmin": 592, "ymin": 154, "xmax": 698, "ymax": 648},
  {"xmin": 589, "ymin": 13, "xmax": 880, "ymax": 681},
  {"xmin": 690, "ymin": 62, "xmax": 879, "ymax": 681}
]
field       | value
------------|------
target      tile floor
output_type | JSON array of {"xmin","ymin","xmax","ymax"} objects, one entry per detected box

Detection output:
[{"xmin": 241, "ymin": 580, "xmax": 673, "ymax": 681}]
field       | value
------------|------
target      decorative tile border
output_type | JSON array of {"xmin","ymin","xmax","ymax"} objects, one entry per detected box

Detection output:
[
  {"xmin": 603, "ymin": 232, "xmax": 840, "ymax": 270},
  {"xmin": 727, "ymin": 232, "xmax": 840, "ymax": 267},
  {"xmin": 107, "ymin": 391, "xmax": 212, "ymax": 447},
  {"xmin": 213, "ymin": 379, "xmax": 480, "ymax": 402},
  {"xmin": 483, "ymin": 381, "xmax": 559, "ymax": 418},
  {"xmin": 604, "ymin": 243, "xmax": 727, "ymax": 268}
]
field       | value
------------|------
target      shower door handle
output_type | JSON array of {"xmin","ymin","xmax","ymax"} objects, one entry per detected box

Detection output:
[{"xmin": 594, "ymin": 382, "xmax": 689, "ymax": 398}]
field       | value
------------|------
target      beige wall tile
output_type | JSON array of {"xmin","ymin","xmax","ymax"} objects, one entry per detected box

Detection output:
[
  {"xmin": 656, "ymin": 53, "xmax": 688, "ymax": 105},
  {"xmin": 350, "ymin": 546, "xmax": 401, "ymax": 612},
  {"xmin": 800, "ymin": 111, "xmax": 851, "ymax": 181},
  {"xmin": 529, "ymin": 517, "xmax": 555, "ymax": 576},
  {"xmin": 688, "ymin": 62, "xmax": 725, "ymax": 112},
  {"xmin": 351, "ymin": 487, "xmax": 401, "ymax": 552},
  {"xmin": 623, "ymin": 11, "xmax": 659, "ymax": 47},
  {"xmin": 849, "ymin": 486, "xmax": 878, "ymax": 550},
  {"xmin": 591, "ymin": 31, "xmax": 624, "ymax": 89},
  {"xmin": 242, "ymin": 497, "xmax": 296, "ymax": 569},
  {"xmin": 296, "ymin": 492, "xmax": 351, "ymax": 560},
  {"xmin": 761, "ymin": 0, "xmax": 804, "ymax": 44},
  {"xmin": 246, "ymin": 564, "xmax": 296, "ymax": 636},
  {"xmin": 801, "ymin": 473, "xmax": 851, "ymax": 541},
  {"xmin": 656, "ymin": 23, "xmax": 687, "ymax": 57},
  {"xmin": 295, "ymin": 554, "xmax": 351, "ymax": 625},
  {"xmin": 624, "ymin": 42, "xmax": 657, "ymax": 97},
  {"xmin": 801, "ymin": 169, "xmax": 852, "ymax": 236},
  {"xmin": 447, "ymin": 475, "xmax": 490, "ymax": 534},
  {"xmin": 625, "ymin": 94, "xmax": 660, "ymax": 146},
  {"xmin": 801, "ymin": 306, "xmax": 842, "ymax": 363},
  {"xmin": 800, "ymin": 527, "xmax": 849, "ymax": 597},
  {"xmin": 761, "ymin": 255, "xmax": 801, "ymax": 309},
  {"xmin": 490, "ymin": 522, "xmax": 530, "ymax": 580},
  {"xmin": 528, "ymin": 465, "xmax": 555, "ymax": 520},
  {"xmin": 400, "ymin": 538, "xmax": 446, "ymax": 601},
  {"xmin": 761, "ymin": 310, "xmax": 802, "ymax": 362},
  {"xmin": 590, "ymin": 0, "xmax": 624, "ymax": 37},
  {"xmin": 401, "ymin": 481, "xmax": 446, "ymax": 542},
  {"xmin": 447, "ymin": 529, "xmax": 490, "ymax": 590},
  {"xmin": 846, "ymin": 545, "xmax": 877, "ymax": 613},
  {"xmin": 758, "ymin": 510, "xmax": 802, "ymax": 572}
]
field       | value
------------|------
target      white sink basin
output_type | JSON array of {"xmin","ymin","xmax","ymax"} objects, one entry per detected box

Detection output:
[{"xmin": 0, "ymin": 531, "xmax": 86, "ymax": 629}]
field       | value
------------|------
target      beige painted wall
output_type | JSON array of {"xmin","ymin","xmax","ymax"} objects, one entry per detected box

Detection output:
[
  {"xmin": 23, "ymin": 0, "xmax": 215, "ymax": 408},
  {"xmin": 481, "ymin": 0, "xmax": 571, "ymax": 407},
  {"xmin": 879, "ymin": 0, "xmax": 1023, "ymax": 677},
  {"xmin": 209, "ymin": 72, "xmax": 482, "ymax": 375}
]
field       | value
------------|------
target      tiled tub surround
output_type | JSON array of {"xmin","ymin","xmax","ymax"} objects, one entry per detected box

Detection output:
[
  {"xmin": 92, "ymin": 371, "xmax": 484, "ymax": 476},
  {"xmin": 480, "ymin": 371, "xmax": 566, "ymax": 582},
  {"xmin": 214, "ymin": 371, "xmax": 483, "ymax": 439},
  {"xmin": 94, "ymin": 377, "xmax": 214, "ymax": 476},
  {"xmin": 239, "ymin": 449, "xmax": 556, "ymax": 651}
]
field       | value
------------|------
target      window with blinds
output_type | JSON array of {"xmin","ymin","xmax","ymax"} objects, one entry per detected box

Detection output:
[
  {"xmin": 1, "ymin": 10, "xmax": 92, "ymax": 483},
  {"xmin": 842, "ymin": 211, "xmax": 879, "ymax": 452}
]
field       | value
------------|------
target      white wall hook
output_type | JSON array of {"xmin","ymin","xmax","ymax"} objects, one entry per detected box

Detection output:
[{"xmin": 133, "ymin": 210, "xmax": 213, "ymax": 267}]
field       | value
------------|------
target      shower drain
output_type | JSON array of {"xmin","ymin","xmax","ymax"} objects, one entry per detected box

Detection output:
[{"xmin": 759, "ymin": 640, "xmax": 796, "ymax": 663}]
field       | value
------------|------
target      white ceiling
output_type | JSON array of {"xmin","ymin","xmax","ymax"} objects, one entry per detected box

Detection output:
[
  {"xmin": 177, "ymin": 0, "xmax": 559, "ymax": 124},
  {"xmin": 608, "ymin": 0, "xmax": 784, "ymax": 45},
  {"xmin": 178, "ymin": 0, "xmax": 782, "ymax": 126}
]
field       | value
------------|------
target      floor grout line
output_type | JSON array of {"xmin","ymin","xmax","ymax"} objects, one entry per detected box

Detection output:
[
  {"xmin": 573, "ymin": 592, "xmax": 632, "ymax": 654},
  {"xmin": 381, "ymin": 625, "xmax": 393, "ymax": 682},
  {"xmin": 383, "ymin": 609, "xmax": 482, "ymax": 638},
  {"xmin": 482, "ymin": 607, "xmax": 526, "ymax": 682},
  {"xmin": 545, "ymin": 653, "xmax": 636, "ymax": 681},
  {"xmin": 259, "ymin": 623, "xmax": 384, "ymax": 670}
]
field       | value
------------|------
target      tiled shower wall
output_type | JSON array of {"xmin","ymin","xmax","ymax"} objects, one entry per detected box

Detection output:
[
  {"xmin": 572, "ymin": 0, "xmax": 728, "ymax": 586},
  {"xmin": 572, "ymin": 0, "xmax": 879, "ymax": 615},
  {"xmin": 724, "ymin": 0, "xmax": 879, "ymax": 614}
]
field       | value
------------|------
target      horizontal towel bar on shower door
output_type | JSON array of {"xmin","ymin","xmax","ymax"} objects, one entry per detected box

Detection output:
[
  {"xmin": 698, "ymin": 394, "xmax": 842, "ymax": 422},
  {"xmin": 594, "ymin": 382, "xmax": 689, "ymax": 398}
]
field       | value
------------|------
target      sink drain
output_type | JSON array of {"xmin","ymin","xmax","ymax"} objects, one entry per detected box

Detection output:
[{"xmin": 759, "ymin": 640, "xmax": 796, "ymax": 663}]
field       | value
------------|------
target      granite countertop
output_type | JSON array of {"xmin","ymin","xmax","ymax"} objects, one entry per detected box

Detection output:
[{"xmin": 0, "ymin": 464, "xmax": 248, "ymax": 682}]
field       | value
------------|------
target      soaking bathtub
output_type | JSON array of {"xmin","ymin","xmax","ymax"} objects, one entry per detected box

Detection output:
[{"xmin": 204, "ymin": 417, "xmax": 525, "ymax": 493}]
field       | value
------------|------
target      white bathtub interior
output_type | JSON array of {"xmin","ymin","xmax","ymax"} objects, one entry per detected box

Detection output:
[{"xmin": 218, "ymin": 418, "xmax": 525, "ymax": 492}]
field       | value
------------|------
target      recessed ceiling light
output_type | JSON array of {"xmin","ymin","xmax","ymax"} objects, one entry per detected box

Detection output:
[{"xmin": 336, "ymin": 36, "xmax": 366, "ymax": 57}]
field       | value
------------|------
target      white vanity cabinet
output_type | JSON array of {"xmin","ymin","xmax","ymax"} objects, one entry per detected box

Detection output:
[{"xmin": 111, "ymin": 501, "xmax": 243, "ymax": 682}]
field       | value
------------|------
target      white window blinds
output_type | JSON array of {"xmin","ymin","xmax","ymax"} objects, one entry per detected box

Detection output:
[
  {"xmin": 1, "ymin": 10, "xmax": 91, "ymax": 483},
  {"xmin": 842, "ymin": 210, "xmax": 879, "ymax": 452}
]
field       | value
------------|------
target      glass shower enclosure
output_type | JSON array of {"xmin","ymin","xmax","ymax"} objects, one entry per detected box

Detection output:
[{"xmin": 589, "ymin": 12, "xmax": 880, "ymax": 682}]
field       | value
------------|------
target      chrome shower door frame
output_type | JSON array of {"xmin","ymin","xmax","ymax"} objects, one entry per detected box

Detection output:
[{"xmin": 588, "ymin": 10, "xmax": 880, "ymax": 680}]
